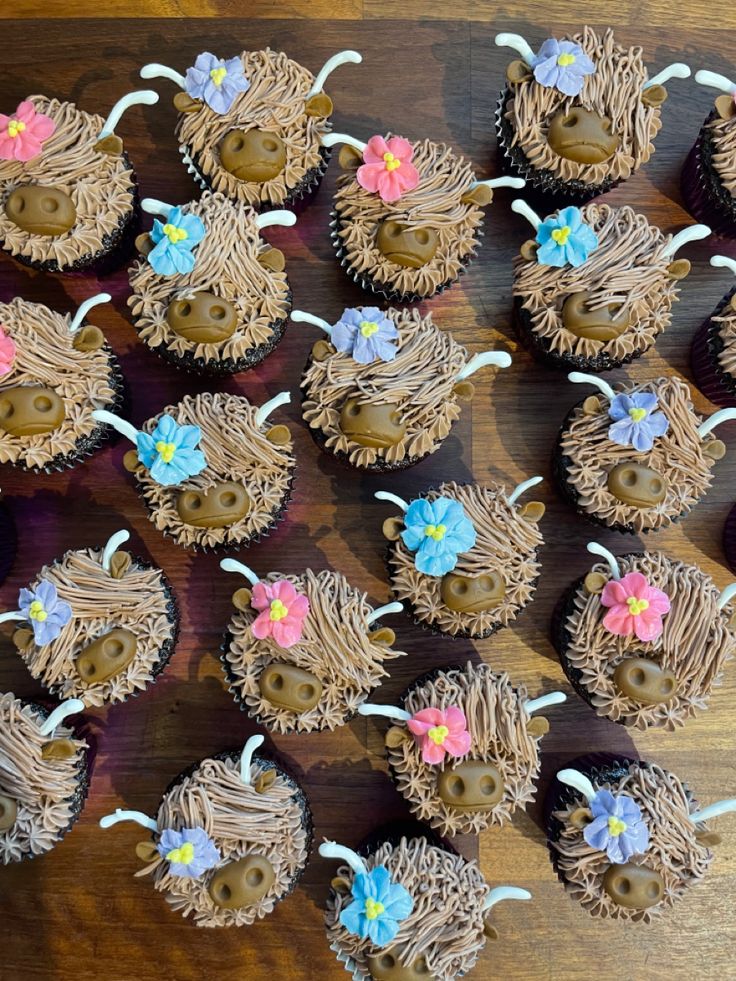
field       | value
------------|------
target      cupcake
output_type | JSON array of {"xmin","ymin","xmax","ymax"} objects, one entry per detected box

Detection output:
[
  {"xmin": 0, "ymin": 293, "xmax": 124, "ymax": 473},
  {"xmin": 1, "ymin": 694, "xmax": 89, "ymax": 863},
  {"xmin": 511, "ymin": 199, "xmax": 708, "ymax": 372},
  {"xmin": 358, "ymin": 662, "xmax": 565, "ymax": 836},
  {"xmin": 322, "ymin": 129, "xmax": 524, "ymax": 302},
  {"xmin": 554, "ymin": 541, "xmax": 736, "ymax": 731},
  {"xmin": 320, "ymin": 834, "xmax": 532, "ymax": 979},
  {"xmin": 555, "ymin": 372, "xmax": 735, "ymax": 534},
  {"xmin": 0, "ymin": 89, "xmax": 158, "ymax": 273},
  {"xmin": 0, "ymin": 490, "xmax": 16, "ymax": 585},
  {"xmin": 376, "ymin": 478, "xmax": 544, "ymax": 637},
  {"xmin": 128, "ymin": 193, "xmax": 295, "ymax": 376},
  {"xmin": 140, "ymin": 48, "xmax": 361, "ymax": 208},
  {"xmin": 691, "ymin": 255, "xmax": 736, "ymax": 407},
  {"xmin": 100, "ymin": 734, "xmax": 311, "ymax": 927},
  {"xmin": 295, "ymin": 305, "xmax": 511, "ymax": 471},
  {"xmin": 93, "ymin": 390, "xmax": 294, "ymax": 551},
  {"xmin": 219, "ymin": 558, "xmax": 405, "ymax": 733},
  {"xmin": 0, "ymin": 529, "xmax": 179, "ymax": 707},
  {"xmin": 494, "ymin": 28, "xmax": 690, "ymax": 203},
  {"xmin": 547, "ymin": 756, "xmax": 736, "ymax": 922}
]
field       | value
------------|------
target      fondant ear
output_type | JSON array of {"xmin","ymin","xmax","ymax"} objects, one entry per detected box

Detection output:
[
  {"xmin": 368, "ymin": 626, "xmax": 395, "ymax": 646},
  {"xmin": 338, "ymin": 144, "xmax": 363, "ymax": 170},
  {"xmin": 483, "ymin": 921, "xmax": 500, "ymax": 941},
  {"xmin": 730, "ymin": 294, "xmax": 736, "ymax": 314},
  {"xmin": 569, "ymin": 806, "xmax": 594, "ymax": 829},
  {"xmin": 582, "ymin": 395, "xmax": 602, "ymax": 416},
  {"xmin": 254, "ymin": 769, "xmax": 277, "ymax": 794},
  {"xmin": 305, "ymin": 92, "xmax": 333, "ymax": 118},
  {"xmin": 382, "ymin": 516, "xmax": 404, "ymax": 541},
  {"xmin": 12, "ymin": 627, "xmax": 33, "ymax": 651},
  {"xmin": 506, "ymin": 59, "xmax": 532, "ymax": 85},
  {"xmin": 135, "ymin": 839, "xmax": 160, "ymax": 862},
  {"xmin": 642, "ymin": 84, "xmax": 668, "ymax": 108},
  {"xmin": 526, "ymin": 716, "xmax": 550, "ymax": 737},
  {"xmin": 726, "ymin": 608, "xmax": 736, "ymax": 630},
  {"xmin": 519, "ymin": 500, "xmax": 545, "ymax": 522},
  {"xmin": 173, "ymin": 91, "xmax": 202, "ymax": 114},
  {"xmin": 312, "ymin": 339, "xmax": 335, "ymax": 362},
  {"xmin": 715, "ymin": 94, "xmax": 736, "ymax": 120},
  {"xmin": 703, "ymin": 439, "xmax": 726, "ymax": 462},
  {"xmin": 41, "ymin": 738, "xmax": 77, "ymax": 761},
  {"xmin": 232, "ymin": 587, "xmax": 252, "ymax": 612},
  {"xmin": 385, "ymin": 725, "xmax": 411, "ymax": 749},
  {"xmin": 123, "ymin": 449, "xmax": 142, "ymax": 473},
  {"xmin": 452, "ymin": 380, "xmax": 475, "ymax": 401},
  {"xmin": 331, "ymin": 875, "xmax": 352, "ymax": 896},
  {"xmin": 109, "ymin": 550, "xmax": 132, "ymax": 580},
  {"xmin": 584, "ymin": 571, "xmax": 608, "ymax": 595},
  {"xmin": 519, "ymin": 239, "xmax": 538, "ymax": 262},
  {"xmin": 265, "ymin": 424, "xmax": 291, "ymax": 446},
  {"xmin": 460, "ymin": 184, "xmax": 493, "ymax": 208},
  {"xmin": 257, "ymin": 246, "xmax": 286, "ymax": 273},
  {"xmin": 667, "ymin": 258, "xmax": 691, "ymax": 281},
  {"xmin": 73, "ymin": 324, "xmax": 105, "ymax": 353},
  {"xmin": 695, "ymin": 828, "xmax": 722, "ymax": 847},
  {"xmin": 135, "ymin": 233, "xmax": 154, "ymax": 257},
  {"xmin": 95, "ymin": 133, "xmax": 124, "ymax": 156}
]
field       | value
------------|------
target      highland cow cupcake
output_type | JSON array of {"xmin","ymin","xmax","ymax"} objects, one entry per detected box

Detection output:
[
  {"xmin": 219, "ymin": 558, "xmax": 405, "ymax": 733},
  {"xmin": 0, "ymin": 293, "xmax": 124, "ymax": 473},
  {"xmin": 93, "ymin": 391, "xmax": 294, "ymax": 551},
  {"xmin": 555, "ymin": 372, "xmax": 736, "ymax": 533},
  {"xmin": 376, "ymin": 478, "xmax": 544, "ymax": 637},
  {"xmin": 0, "ymin": 89, "xmax": 158, "ymax": 273},
  {"xmin": 691, "ymin": 255, "xmax": 736, "ymax": 407},
  {"xmin": 554, "ymin": 541, "xmax": 736, "ymax": 731},
  {"xmin": 1, "ymin": 694, "xmax": 89, "ymax": 863},
  {"xmin": 128, "ymin": 193, "xmax": 295, "ymax": 376},
  {"xmin": 547, "ymin": 756, "xmax": 736, "ymax": 922},
  {"xmin": 100, "ymin": 734, "xmax": 311, "ymax": 927},
  {"xmin": 294, "ymin": 305, "xmax": 511, "ymax": 471},
  {"xmin": 494, "ymin": 28, "xmax": 690, "ymax": 202},
  {"xmin": 511, "ymin": 199, "xmax": 708, "ymax": 372},
  {"xmin": 0, "ymin": 529, "xmax": 179, "ymax": 707},
  {"xmin": 140, "ymin": 48, "xmax": 361, "ymax": 208},
  {"xmin": 358, "ymin": 662, "xmax": 565, "ymax": 836}
]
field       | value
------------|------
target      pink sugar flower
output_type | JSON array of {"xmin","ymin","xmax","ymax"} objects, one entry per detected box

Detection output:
[
  {"xmin": 251, "ymin": 579, "xmax": 310, "ymax": 649},
  {"xmin": 601, "ymin": 572, "xmax": 671, "ymax": 643},
  {"xmin": 0, "ymin": 101, "xmax": 56, "ymax": 163},
  {"xmin": 0, "ymin": 326, "xmax": 16, "ymax": 377},
  {"xmin": 357, "ymin": 135, "xmax": 420, "ymax": 203},
  {"xmin": 407, "ymin": 706, "xmax": 471, "ymax": 765}
]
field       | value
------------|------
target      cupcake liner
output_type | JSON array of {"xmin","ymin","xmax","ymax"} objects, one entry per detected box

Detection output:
[
  {"xmin": 681, "ymin": 115, "xmax": 736, "ymax": 238},
  {"xmin": 0, "ymin": 500, "xmax": 17, "ymax": 586},
  {"xmin": 690, "ymin": 292, "xmax": 736, "ymax": 408},
  {"xmin": 722, "ymin": 504, "xmax": 736, "ymax": 575}
]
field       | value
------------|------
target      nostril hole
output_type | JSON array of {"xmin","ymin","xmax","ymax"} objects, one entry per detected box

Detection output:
[
  {"xmin": 415, "ymin": 229, "xmax": 429, "ymax": 245},
  {"xmin": 347, "ymin": 402, "xmax": 360, "ymax": 417},
  {"xmin": 389, "ymin": 224, "xmax": 401, "ymax": 238},
  {"xmin": 630, "ymin": 668, "xmax": 646, "ymax": 686},
  {"xmin": 0, "ymin": 400, "xmax": 12, "ymax": 420},
  {"xmin": 563, "ymin": 113, "xmax": 577, "ymax": 127},
  {"xmin": 479, "ymin": 775, "xmax": 497, "ymax": 797},
  {"xmin": 616, "ymin": 876, "xmax": 631, "ymax": 895},
  {"xmin": 246, "ymin": 867, "xmax": 264, "ymax": 888},
  {"xmin": 268, "ymin": 673, "xmax": 284, "ymax": 691},
  {"xmin": 263, "ymin": 138, "xmax": 278, "ymax": 152},
  {"xmin": 415, "ymin": 957, "xmax": 429, "ymax": 975},
  {"xmin": 220, "ymin": 491, "xmax": 237, "ymax": 508},
  {"xmin": 34, "ymin": 396, "xmax": 53, "ymax": 413},
  {"xmin": 298, "ymin": 683, "xmax": 315, "ymax": 702},
  {"xmin": 230, "ymin": 137, "xmax": 244, "ymax": 152},
  {"xmin": 80, "ymin": 662, "xmax": 95, "ymax": 678},
  {"xmin": 446, "ymin": 776, "xmax": 464, "ymax": 797},
  {"xmin": 453, "ymin": 580, "xmax": 468, "ymax": 595},
  {"xmin": 620, "ymin": 469, "xmax": 637, "ymax": 488},
  {"xmin": 661, "ymin": 678, "xmax": 675, "ymax": 694},
  {"xmin": 12, "ymin": 196, "xmax": 25, "ymax": 213},
  {"xmin": 211, "ymin": 305, "xmax": 226, "ymax": 321},
  {"xmin": 647, "ymin": 881, "xmax": 661, "ymax": 899},
  {"xmin": 650, "ymin": 479, "xmax": 663, "ymax": 495},
  {"xmin": 41, "ymin": 197, "xmax": 59, "ymax": 213},
  {"xmin": 216, "ymin": 883, "xmax": 231, "ymax": 902},
  {"xmin": 105, "ymin": 639, "xmax": 125, "ymax": 658},
  {"xmin": 178, "ymin": 302, "xmax": 192, "ymax": 318}
]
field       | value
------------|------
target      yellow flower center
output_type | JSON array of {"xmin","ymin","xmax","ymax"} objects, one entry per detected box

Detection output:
[
  {"xmin": 557, "ymin": 52, "xmax": 576, "ymax": 67},
  {"xmin": 166, "ymin": 841, "xmax": 195, "ymax": 865},
  {"xmin": 627, "ymin": 596, "xmax": 650, "ymax": 616},
  {"xmin": 427, "ymin": 724, "xmax": 449, "ymax": 746},
  {"xmin": 364, "ymin": 898, "xmax": 385, "ymax": 921},
  {"xmin": 628, "ymin": 407, "xmax": 647, "ymax": 423},
  {"xmin": 383, "ymin": 151, "xmax": 401, "ymax": 172},
  {"xmin": 359, "ymin": 320, "xmax": 379, "ymax": 338},
  {"xmin": 551, "ymin": 225, "xmax": 572, "ymax": 245},
  {"xmin": 155, "ymin": 440, "xmax": 177, "ymax": 464},
  {"xmin": 423, "ymin": 523, "xmax": 447, "ymax": 541},
  {"xmin": 607, "ymin": 816, "xmax": 627, "ymax": 837},
  {"xmin": 7, "ymin": 120, "xmax": 26, "ymax": 138},
  {"xmin": 162, "ymin": 223, "xmax": 188, "ymax": 244},
  {"xmin": 29, "ymin": 600, "xmax": 47, "ymax": 623},
  {"xmin": 269, "ymin": 598, "xmax": 288, "ymax": 622},
  {"xmin": 209, "ymin": 66, "xmax": 228, "ymax": 87}
]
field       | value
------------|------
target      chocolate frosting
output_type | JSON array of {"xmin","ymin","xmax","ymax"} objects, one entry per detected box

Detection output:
[
  {"xmin": 552, "ymin": 762, "xmax": 713, "ymax": 922},
  {"xmin": 0, "ymin": 298, "xmax": 117, "ymax": 469},
  {"xmin": 128, "ymin": 192, "xmax": 290, "ymax": 363},
  {"xmin": 713, "ymin": 302, "xmax": 736, "ymax": 379},
  {"xmin": 223, "ymin": 569, "xmax": 405, "ymax": 733},
  {"xmin": 176, "ymin": 49, "xmax": 331, "ymax": 208},
  {"xmin": 559, "ymin": 377, "xmax": 717, "ymax": 532},
  {"xmin": 135, "ymin": 393, "xmax": 295, "ymax": 548},
  {"xmin": 388, "ymin": 482, "xmax": 542, "ymax": 636},
  {"xmin": 333, "ymin": 139, "xmax": 484, "ymax": 297},
  {"xmin": 0, "ymin": 693, "xmax": 87, "ymax": 863},
  {"xmin": 708, "ymin": 112, "xmax": 736, "ymax": 198},
  {"xmin": 504, "ymin": 28, "xmax": 661, "ymax": 186},
  {"xmin": 325, "ymin": 836, "xmax": 490, "ymax": 981},
  {"xmin": 0, "ymin": 96, "xmax": 135, "ymax": 265},
  {"xmin": 514, "ymin": 204, "xmax": 676, "ymax": 362}
]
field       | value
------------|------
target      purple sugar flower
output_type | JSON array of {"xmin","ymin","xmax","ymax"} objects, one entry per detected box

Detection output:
[
  {"xmin": 157, "ymin": 827, "xmax": 221, "ymax": 878},
  {"xmin": 332, "ymin": 307, "xmax": 399, "ymax": 364},
  {"xmin": 608, "ymin": 392, "xmax": 669, "ymax": 452},
  {"xmin": 531, "ymin": 38, "xmax": 596, "ymax": 97},
  {"xmin": 184, "ymin": 52, "xmax": 250, "ymax": 115},
  {"xmin": 583, "ymin": 789, "xmax": 649, "ymax": 863},
  {"xmin": 18, "ymin": 580, "xmax": 72, "ymax": 646}
]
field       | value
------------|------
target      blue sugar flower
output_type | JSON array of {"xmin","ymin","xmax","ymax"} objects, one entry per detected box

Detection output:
[
  {"xmin": 583, "ymin": 789, "xmax": 649, "ymax": 864},
  {"xmin": 18, "ymin": 580, "xmax": 72, "ymax": 646},
  {"xmin": 332, "ymin": 307, "xmax": 399, "ymax": 365},
  {"xmin": 136, "ymin": 414, "xmax": 207, "ymax": 487},
  {"xmin": 531, "ymin": 38, "xmax": 596, "ymax": 97},
  {"xmin": 536, "ymin": 207, "xmax": 598, "ymax": 268},
  {"xmin": 184, "ymin": 52, "xmax": 250, "ymax": 115},
  {"xmin": 339, "ymin": 866, "xmax": 413, "ymax": 947},
  {"xmin": 147, "ymin": 207, "xmax": 206, "ymax": 277},
  {"xmin": 607, "ymin": 392, "xmax": 669, "ymax": 452},
  {"xmin": 157, "ymin": 827, "xmax": 221, "ymax": 878},
  {"xmin": 401, "ymin": 497, "xmax": 477, "ymax": 577}
]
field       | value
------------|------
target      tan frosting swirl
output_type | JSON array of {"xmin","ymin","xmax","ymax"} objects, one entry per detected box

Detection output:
[
  {"xmin": 559, "ymin": 377, "xmax": 717, "ymax": 532},
  {"xmin": 514, "ymin": 204, "xmax": 676, "ymax": 362},
  {"xmin": 552, "ymin": 762, "xmax": 713, "ymax": 922},
  {"xmin": 17, "ymin": 546, "xmax": 176, "ymax": 707},
  {"xmin": 388, "ymin": 481, "xmax": 542, "ymax": 636},
  {"xmin": 503, "ymin": 28, "xmax": 661, "ymax": 186},
  {"xmin": 128, "ymin": 192, "xmax": 290, "ymax": 363},
  {"xmin": 707, "ymin": 112, "xmax": 736, "ymax": 198},
  {"xmin": 713, "ymin": 302, "xmax": 736, "ymax": 379},
  {"xmin": 387, "ymin": 663, "xmax": 543, "ymax": 836},
  {"xmin": 135, "ymin": 393, "xmax": 295, "ymax": 549},
  {"xmin": 325, "ymin": 836, "xmax": 490, "ymax": 981},
  {"xmin": 333, "ymin": 138, "xmax": 484, "ymax": 297},
  {"xmin": 176, "ymin": 49, "xmax": 331, "ymax": 207},
  {"xmin": 0, "ymin": 96, "xmax": 136, "ymax": 266},
  {"xmin": 0, "ymin": 298, "xmax": 117, "ymax": 470},
  {"xmin": 0, "ymin": 692, "xmax": 87, "ymax": 864},
  {"xmin": 302, "ymin": 308, "xmax": 472, "ymax": 468},
  {"xmin": 136, "ymin": 753, "xmax": 309, "ymax": 928},
  {"xmin": 223, "ymin": 569, "xmax": 405, "ymax": 733}
]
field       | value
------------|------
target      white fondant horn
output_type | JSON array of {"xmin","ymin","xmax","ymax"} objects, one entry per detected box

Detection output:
[
  {"xmin": 507, "ymin": 475, "xmax": 543, "ymax": 506},
  {"xmin": 695, "ymin": 69, "xmax": 736, "ymax": 94},
  {"xmin": 568, "ymin": 371, "xmax": 616, "ymax": 402},
  {"xmin": 98, "ymin": 90, "xmax": 159, "ymax": 140},
  {"xmin": 375, "ymin": 491, "xmax": 409, "ymax": 513},
  {"xmin": 482, "ymin": 885, "xmax": 532, "ymax": 911},
  {"xmin": 308, "ymin": 50, "xmax": 362, "ymax": 96},
  {"xmin": 240, "ymin": 734, "xmax": 265, "ymax": 785},
  {"xmin": 471, "ymin": 176, "xmax": 526, "ymax": 190},
  {"xmin": 643, "ymin": 63, "xmax": 691, "ymax": 90},
  {"xmin": 255, "ymin": 210, "xmax": 297, "ymax": 230},
  {"xmin": 365, "ymin": 602, "xmax": 403, "ymax": 626},
  {"xmin": 102, "ymin": 529, "xmax": 130, "ymax": 573},
  {"xmin": 0, "ymin": 610, "xmax": 27, "ymax": 626},
  {"xmin": 220, "ymin": 558, "xmax": 260, "ymax": 586},
  {"xmin": 357, "ymin": 703, "xmax": 412, "ymax": 722},
  {"xmin": 38, "ymin": 699, "xmax": 85, "ymax": 736},
  {"xmin": 494, "ymin": 32, "xmax": 535, "ymax": 66},
  {"xmin": 690, "ymin": 799, "xmax": 736, "ymax": 823},
  {"xmin": 319, "ymin": 840, "xmax": 368, "ymax": 875},
  {"xmin": 321, "ymin": 132, "xmax": 368, "ymax": 154},
  {"xmin": 69, "ymin": 293, "xmax": 111, "ymax": 334},
  {"xmin": 511, "ymin": 198, "xmax": 542, "ymax": 230},
  {"xmin": 456, "ymin": 350, "xmax": 512, "ymax": 380},
  {"xmin": 290, "ymin": 310, "xmax": 332, "ymax": 335},
  {"xmin": 255, "ymin": 391, "xmax": 291, "ymax": 427},
  {"xmin": 711, "ymin": 255, "xmax": 736, "ymax": 278},
  {"xmin": 718, "ymin": 583, "xmax": 736, "ymax": 611},
  {"xmin": 140, "ymin": 62, "xmax": 187, "ymax": 90},
  {"xmin": 99, "ymin": 808, "xmax": 158, "ymax": 831},
  {"xmin": 587, "ymin": 542, "xmax": 621, "ymax": 581},
  {"xmin": 557, "ymin": 768, "xmax": 596, "ymax": 804},
  {"xmin": 141, "ymin": 198, "xmax": 174, "ymax": 218},
  {"xmin": 90, "ymin": 410, "xmax": 139, "ymax": 445},
  {"xmin": 698, "ymin": 407, "xmax": 736, "ymax": 438},
  {"xmin": 524, "ymin": 692, "xmax": 566, "ymax": 715},
  {"xmin": 660, "ymin": 224, "xmax": 710, "ymax": 259}
]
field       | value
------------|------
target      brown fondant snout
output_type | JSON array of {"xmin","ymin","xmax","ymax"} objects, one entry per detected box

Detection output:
[
  {"xmin": 207, "ymin": 854, "xmax": 275, "ymax": 909},
  {"xmin": 562, "ymin": 292, "xmax": 632, "ymax": 342},
  {"xmin": 602, "ymin": 862, "xmax": 665, "ymax": 909},
  {"xmin": 166, "ymin": 294, "xmax": 238, "ymax": 344},
  {"xmin": 547, "ymin": 107, "xmax": 620, "ymax": 165},
  {"xmin": 376, "ymin": 220, "xmax": 438, "ymax": 269},
  {"xmin": 75, "ymin": 628, "xmax": 137, "ymax": 684},
  {"xmin": 220, "ymin": 129, "xmax": 286, "ymax": 183},
  {"xmin": 176, "ymin": 481, "xmax": 250, "ymax": 529},
  {"xmin": 5, "ymin": 185, "xmax": 77, "ymax": 236},
  {"xmin": 437, "ymin": 759, "xmax": 504, "ymax": 811},
  {"xmin": 0, "ymin": 386, "xmax": 66, "ymax": 437},
  {"xmin": 339, "ymin": 398, "xmax": 407, "ymax": 449},
  {"xmin": 613, "ymin": 658, "xmax": 677, "ymax": 705},
  {"xmin": 367, "ymin": 949, "xmax": 431, "ymax": 981},
  {"xmin": 258, "ymin": 663, "xmax": 323, "ymax": 713},
  {"xmin": 0, "ymin": 793, "xmax": 17, "ymax": 832},
  {"xmin": 440, "ymin": 571, "xmax": 506, "ymax": 614},
  {"xmin": 607, "ymin": 463, "xmax": 668, "ymax": 509}
]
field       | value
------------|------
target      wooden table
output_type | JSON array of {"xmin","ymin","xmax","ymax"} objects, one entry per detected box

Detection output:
[{"xmin": 1, "ymin": 15, "xmax": 735, "ymax": 981}]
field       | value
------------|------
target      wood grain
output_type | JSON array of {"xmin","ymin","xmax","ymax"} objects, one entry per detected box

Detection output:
[{"xmin": 1, "ymin": 17, "xmax": 736, "ymax": 981}]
